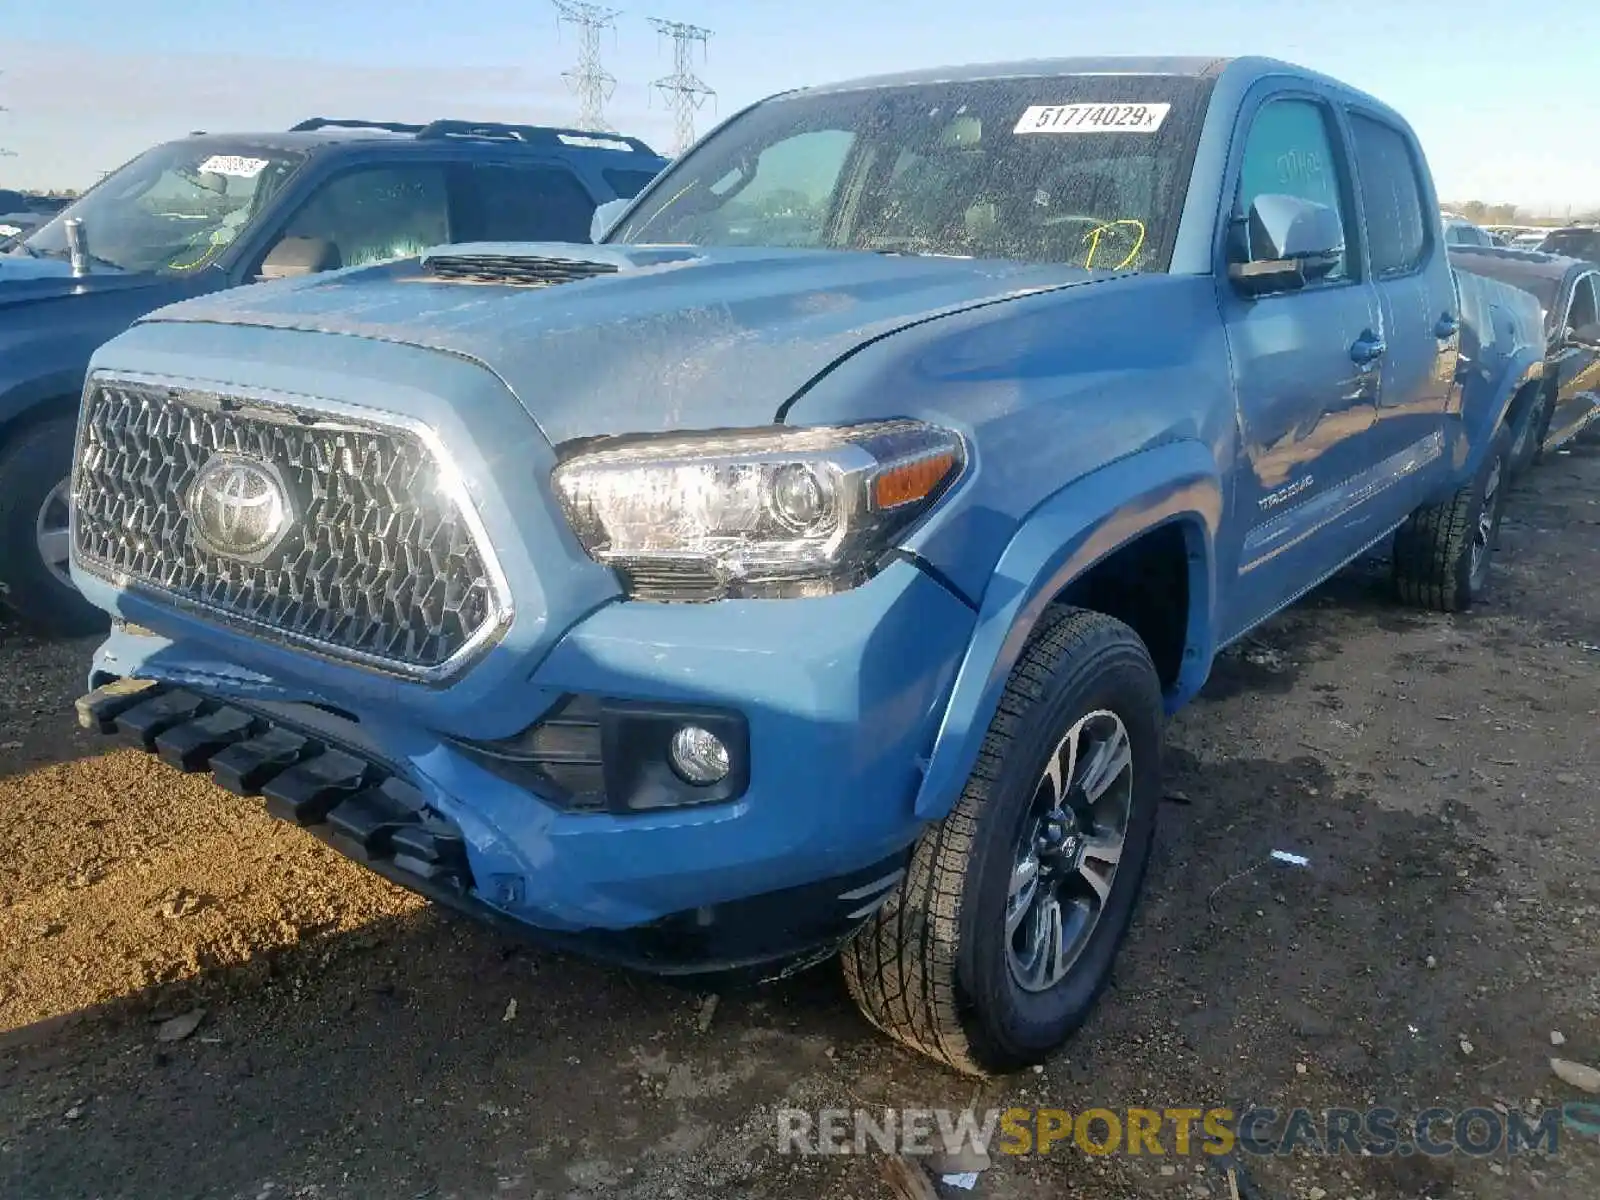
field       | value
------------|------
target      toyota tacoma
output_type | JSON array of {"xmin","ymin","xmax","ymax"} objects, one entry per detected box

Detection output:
[{"xmin": 70, "ymin": 56, "xmax": 1543, "ymax": 1075}]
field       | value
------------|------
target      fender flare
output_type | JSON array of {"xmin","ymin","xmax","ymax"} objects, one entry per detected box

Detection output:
[
  {"xmin": 0, "ymin": 367, "xmax": 84, "ymax": 433},
  {"xmin": 911, "ymin": 438, "xmax": 1224, "ymax": 822},
  {"xmin": 1449, "ymin": 349, "xmax": 1543, "ymax": 485}
]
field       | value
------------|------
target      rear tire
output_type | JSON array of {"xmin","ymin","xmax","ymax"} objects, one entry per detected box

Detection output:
[
  {"xmin": 0, "ymin": 416, "xmax": 106, "ymax": 638},
  {"xmin": 841, "ymin": 606, "xmax": 1164, "ymax": 1076},
  {"xmin": 1507, "ymin": 383, "xmax": 1552, "ymax": 476},
  {"xmin": 1391, "ymin": 423, "xmax": 1511, "ymax": 613}
]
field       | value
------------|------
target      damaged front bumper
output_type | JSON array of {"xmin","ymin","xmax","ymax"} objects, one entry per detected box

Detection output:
[{"xmin": 75, "ymin": 675, "xmax": 916, "ymax": 981}]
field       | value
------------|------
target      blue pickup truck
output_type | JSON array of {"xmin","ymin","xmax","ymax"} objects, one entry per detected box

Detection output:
[
  {"xmin": 0, "ymin": 118, "xmax": 668, "ymax": 634},
  {"xmin": 70, "ymin": 56, "xmax": 1543, "ymax": 1076}
]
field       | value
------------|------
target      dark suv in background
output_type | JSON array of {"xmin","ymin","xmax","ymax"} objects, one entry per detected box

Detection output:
[
  {"xmin": 1537, "ymin": 224, "xmax": 1600, "ymax": 262},
  {"xmin": 0, "ymin": 118, "xmax": 669, "ymax": 635}
]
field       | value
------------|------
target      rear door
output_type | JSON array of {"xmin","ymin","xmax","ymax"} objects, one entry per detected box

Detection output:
[
  {"xmin": 1548, "ymin": 271, "xmax": 1600, "ymax": 447},
  {"xmin": 1216, "ymin": 86, "xmax": 1384, "ymax": 637},
  {"xmin": 1343, "ymin": 111, "xmax": 1459, "ymax": 510}
]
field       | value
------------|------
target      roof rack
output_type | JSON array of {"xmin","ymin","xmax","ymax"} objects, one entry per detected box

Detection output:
[
  {"xmin": 289, "ymin": 118, "xmax": 428, "ymax": 134},
  {"xmin": 414, "ymin": 119, "xmax": 657, "ymax": 154}
]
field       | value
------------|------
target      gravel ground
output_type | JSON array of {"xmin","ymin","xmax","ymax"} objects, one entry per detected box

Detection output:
[{"xmin": 1, "ymin": 441, "xmax": 1597, "ymax": 1200}]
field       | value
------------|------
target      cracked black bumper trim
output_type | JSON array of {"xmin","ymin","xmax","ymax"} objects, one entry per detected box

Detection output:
[
  {"xmin": 75, "ymin": 679, "xmax": 914, "ymax": 984},
  {"xmin": 76, "ymin": 679, "xmax": 474, "ymax": 899}
]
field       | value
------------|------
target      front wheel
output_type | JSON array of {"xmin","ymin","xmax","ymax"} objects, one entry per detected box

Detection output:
[
  {"xmin": 841, "ymin": 606, "xmax": 1164, "ymax": 1076},
  {"xmin": 0, "ymin": 416, "xmax": 107, "ymax": 638},
  {"xmin": 1507, "ymin": 383, "xmax": 1553, "ymax": 476}
]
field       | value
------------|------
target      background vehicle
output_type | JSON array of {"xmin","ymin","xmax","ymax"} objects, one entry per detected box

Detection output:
[
  {"xmin": 0, "ymin": 190, "xmax": 69, "ymax": 249},
  {"xmin": 0, "ymin": 118, "xmax": 669, "ymax": 635},
  {"xmin": 1443, "ymin": 217, "xmax": 1495, "ymax": 247},
  {"xmin": 1510, "ymin": 230, "xmax": 1549, "ymax": 250},
  {"xmin": 70, "ymin": 56, "xmax": 1542, "ymax": 1076},
  {"xmin": 1535, "ymin": 224, "xmax": 1600, "ymax": 262},
  {"xmin": 1451, "ymin": 244, "xmax": 1600, "ymax": 465}
]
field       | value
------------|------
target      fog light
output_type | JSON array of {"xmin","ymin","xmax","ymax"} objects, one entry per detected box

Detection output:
[{"xmin": 669, "ymin": 724, "xmax": 730, "ymax": 785}]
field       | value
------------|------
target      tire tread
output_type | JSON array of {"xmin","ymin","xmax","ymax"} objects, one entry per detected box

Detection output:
[{"xmin": 841, "ymin": 606, "xmax": 1157, "ymax": 1076}]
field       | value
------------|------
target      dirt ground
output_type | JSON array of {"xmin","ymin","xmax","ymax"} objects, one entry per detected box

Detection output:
[{"xmin": 1, "ymin": 442, "xmax": 1596, "ymax": 1200}]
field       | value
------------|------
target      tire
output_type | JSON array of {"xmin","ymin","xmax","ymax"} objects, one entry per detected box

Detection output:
[
  {"xmin": 1506, "ymin": 383, "xmax": 1552, "ymax": 477},
  {"xmin": 841, "ymin": 606, "xmax": 1165, "ymax": 1076},
  {"xmin": 1391, "ymin": 422, "xmax": 1511, "ymax": 613},
  {"xmin": 0, "ymin": 416, "xmax": 106, "ymax": 638}
]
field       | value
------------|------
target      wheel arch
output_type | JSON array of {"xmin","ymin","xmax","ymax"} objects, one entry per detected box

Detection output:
[
  {"xmin": 0, "ymin": 370, "xmax": 84, "ymax": 447},
  {"xmin": 911, "ymin": 439, "xmax": 1223, "ymax": 823},
  {"xmin": 1448, "ymin": 349, "xmax": 1544, "ymax": 488}
]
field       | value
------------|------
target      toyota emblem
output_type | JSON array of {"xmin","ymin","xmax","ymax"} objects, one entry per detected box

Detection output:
[{"xmin": 187, "ymin": 454, "xmax": 293, "ymax": 561}]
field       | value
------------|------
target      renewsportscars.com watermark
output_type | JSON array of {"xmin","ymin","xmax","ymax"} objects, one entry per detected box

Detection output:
[{"xmin": 777, "ymin": 1103, "xmax": 1600, "ymax": 1159}]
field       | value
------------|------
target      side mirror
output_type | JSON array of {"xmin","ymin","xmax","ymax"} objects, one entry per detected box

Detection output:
[
  {"xmin": 1568, "ymin": 321, "xmax": 1600, "ymax": 349},
  {"xmin": 257, "ymin": 236, "xmax": 340, "ymax": 281},
  {"xmin": 590, "ymin": 198, "xmax": 630, "ymax": 244},
  {"xmin": 1228, "ymin": 193, "xmax": 1345, "ymax": 297}
]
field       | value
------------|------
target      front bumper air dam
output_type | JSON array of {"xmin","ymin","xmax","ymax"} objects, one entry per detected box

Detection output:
[{"xmin": 74, "ymin": 678, "xmax": 915, "ymax": 981}]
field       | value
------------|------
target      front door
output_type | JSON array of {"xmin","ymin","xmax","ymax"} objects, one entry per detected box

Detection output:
[{"xmin": 1217, "ymin": 91, "xmax": 1383, "ymax": 639}]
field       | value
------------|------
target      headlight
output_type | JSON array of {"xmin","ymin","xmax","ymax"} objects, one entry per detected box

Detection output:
[{"xmin": 552, "ymin": 419, "xmax": 966, "ymax": 600}]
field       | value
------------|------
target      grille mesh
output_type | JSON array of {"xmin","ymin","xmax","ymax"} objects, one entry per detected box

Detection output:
[{"xmin": 72, "ymin": 378, "xmax": 503, "ymax": 677}]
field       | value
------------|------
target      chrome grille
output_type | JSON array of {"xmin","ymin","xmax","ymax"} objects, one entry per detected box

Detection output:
[{"xmin": 71, "ymin": 376, "xmax": 508, "ymax": 680}]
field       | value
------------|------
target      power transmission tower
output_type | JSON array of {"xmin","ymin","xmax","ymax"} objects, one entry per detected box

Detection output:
[
  {"xmin": 648, "ymin": 18, "xmax": 714, "ymax": 156},
  {"xmin": 551, "ymin": 1, "xmax": 621, "ymax": 132}
]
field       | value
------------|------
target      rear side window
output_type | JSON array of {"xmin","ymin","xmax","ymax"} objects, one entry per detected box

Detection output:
[
  {"xmin": 452, "ymin": 163, "xmax": 597, "ymax": 243},
  {"xmin": 1349, "ymin": 114, "xmax": 1430, "ymax": 278},
  {"xmin": 603, "ymin": 167, "xmax": 663, "ymax": 200}
]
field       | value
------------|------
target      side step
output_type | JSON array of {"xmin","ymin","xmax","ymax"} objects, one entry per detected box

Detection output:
[{"xmin": 76, "ymin": 678, "xmax": 472, "ymax": 894}]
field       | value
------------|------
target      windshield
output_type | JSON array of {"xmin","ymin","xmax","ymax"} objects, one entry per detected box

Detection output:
[
  {"xmin": 16, "ymin": 142, "xmax": 304, "ymax": 274},
  {"xmin": 610, "ymin": 74, "xmax": 1214, "ymax": 273}
]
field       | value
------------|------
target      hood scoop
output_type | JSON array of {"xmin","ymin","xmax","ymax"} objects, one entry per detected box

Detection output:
[
  {"xmin": 423, "ymin": 252, "xmax": 618, "ymax": 288},
  {"xmin": 416, "ymin": 240, "xmax": 693, "ymax": 288}
]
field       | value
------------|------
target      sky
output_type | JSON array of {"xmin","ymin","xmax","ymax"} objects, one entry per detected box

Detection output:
[{"xmin": 3, "ymin": 0, "xmax": 1597, "ymax": 214}]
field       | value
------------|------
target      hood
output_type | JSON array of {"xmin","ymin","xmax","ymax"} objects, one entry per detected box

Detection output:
[
  {"xmin": 136, "ymin": 242, "xmax": 1096, "ymax": 443},
  {"xmin": 0, "ymin": 253, "xmax": 173, "ymax": 310}
]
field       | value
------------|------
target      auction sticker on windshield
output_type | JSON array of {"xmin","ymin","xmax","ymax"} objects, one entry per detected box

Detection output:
[
  {"xmin": 197, "ymin": 155, "xmax": 272, "ymax": 178},
  {"xmin": 1014, "ymin": 103, "xmax": 1171, "ymax": 134}
]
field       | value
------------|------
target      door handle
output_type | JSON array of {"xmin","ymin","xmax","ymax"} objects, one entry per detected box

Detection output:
[
  {"xmin": 1350, "ymin": 333, "xmax": 1386, "ymax": 365},
  {"xmin": 1434, "ymin": 312, "xmax": 1460, "ymax": 339}
]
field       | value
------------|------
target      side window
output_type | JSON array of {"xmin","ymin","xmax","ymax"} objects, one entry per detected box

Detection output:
[
  {"xmin": 1348, "ymin": 114, "xmax": 1430, "ymax": 279},
  {"xmin": 1568, "ymin": 275, "xmax": 1598, "ymax": 332},
  {"xmin": 691, "ymin": 129, "xmax": 857, "ymax": 247},
  {"xmin": 279, "ymin": 165, "xmax": 449, "ymax": 268},
  {"xmin": 602, "ymin": 167, "xmax": 663, "ymax": 200},
  {"xmin": 1235, "ymin": 99, "xmax": 1352, "ymax": 282},
  {"xmin": 452, "ymin": 163, "xmax": 597, "ymax": 243}
]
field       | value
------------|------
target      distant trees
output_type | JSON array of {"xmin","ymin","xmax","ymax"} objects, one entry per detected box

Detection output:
[
  {"xmin": 1450, "ymin": 200, "xmax": 1521, "ymax": 225},
  {"xmin": 1443, "ymin": 200, "xmax": 1600, "ymax": 226}
]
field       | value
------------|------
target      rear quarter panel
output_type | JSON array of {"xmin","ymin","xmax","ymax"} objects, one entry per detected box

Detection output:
[{"xmin": 1448, "ymin": 269, "xmax": 1546, "ymax": 484}]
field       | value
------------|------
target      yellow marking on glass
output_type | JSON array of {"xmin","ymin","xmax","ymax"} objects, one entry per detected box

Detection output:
[{"xmin": 1081, "ymin": 219, "xmax": 1147, "ymax": 270}]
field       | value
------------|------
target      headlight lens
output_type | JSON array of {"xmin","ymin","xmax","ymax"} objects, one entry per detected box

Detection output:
[{"xmin": 552, "ymin": 419, "xmax": 965, "ymax": 600}]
